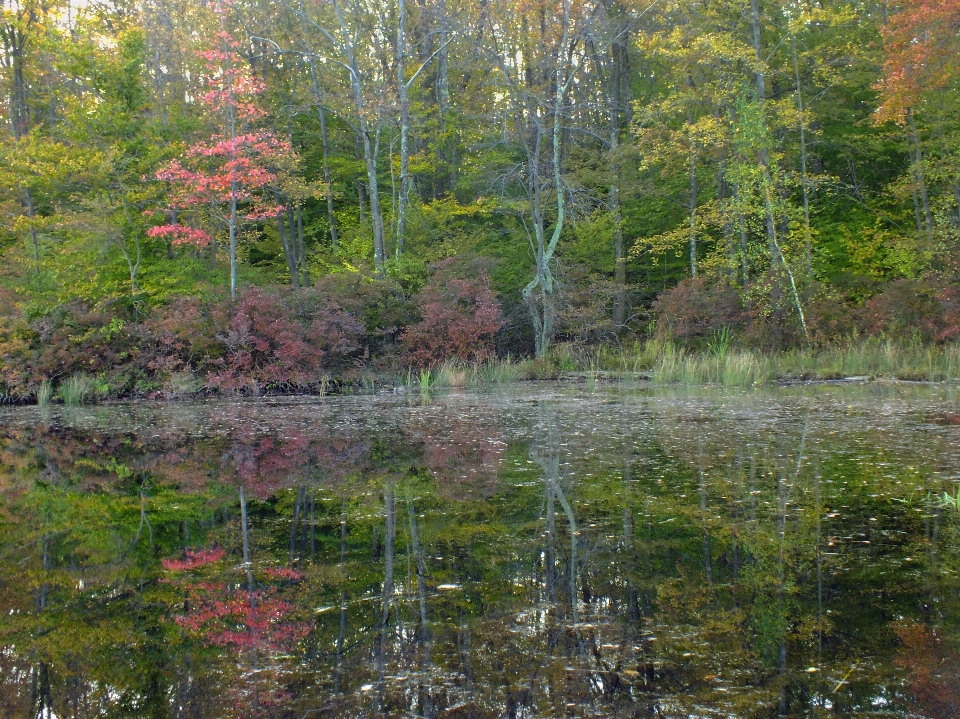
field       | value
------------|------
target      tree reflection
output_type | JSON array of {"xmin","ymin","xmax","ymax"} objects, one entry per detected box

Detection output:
[{"xmin": 0, "ymin": 388, "xmax": 957, "ymax": 717}]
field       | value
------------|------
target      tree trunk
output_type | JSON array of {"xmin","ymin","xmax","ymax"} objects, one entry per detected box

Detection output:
[
  {"xmin": 749, "ymin": 0, "xmax": 782, "ymax": 304},
  {"xmin": 689, "ymin": 148, "xmax": 698, "ymax": 278},
  {"xmin": 396, "ymin": 0, "xmax": 411, "ymax": 259},
  {"xmin": 792, "ymin": 38, "xmax": 814, "ymax": 276},
  {"xmin": 521, "ymin": 0, "xmax": 570, "ymax": 358},
  {"xmin": 275, "ymin": 195, "xmax": 300, "ymax": 288},
  {"xmin": 907, "ymin": 108, "xmax": 934, "ymax": 245},
  {"xmin": 307, "ymin": 54, "xmax": 339, "ymax": 249},
  {"xmin": 296, "ymin": 205, "xmax": 310, "ymax": 286},
  {"xmin": 286, "ymin": 202, "xmax": 303, "ymax": 288}
]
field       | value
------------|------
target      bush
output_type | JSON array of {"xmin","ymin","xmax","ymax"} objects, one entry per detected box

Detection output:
[
  {"xmin": 311, "ymin": 273, "xmax": 413, "ymax": 365},
  {"xmin": 652, "ymin": 277, "xmax": 743, "ymax": 344},
  {"xmin": 206, "ymin": 287, "xmax": 362, "ymax": 392},
  {"xmin": 401, "ymin": 257, "xmax": 504, "ymax": 367},
  {"xmin": 862, "ymin": 276, "xmax": 960, "ymax": 343},
  {"xmin": 137, "ymin": 295, "xmax": 228, "ymax": 378}
]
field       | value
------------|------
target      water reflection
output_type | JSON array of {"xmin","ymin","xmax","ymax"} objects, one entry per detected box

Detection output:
[{"xmin": 1, "ymin": 385, "xmax": 959, "ymax": 718}]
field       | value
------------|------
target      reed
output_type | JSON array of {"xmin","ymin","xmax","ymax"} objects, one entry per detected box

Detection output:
[
  {"xmin": 435, "ymin": 362, "xmax": 468, "ymax": 388},
  {"xmin": 36, "ymin": 379, "xmax": 53, "ymax": 407},
  {"xmin": 646, "ymin": 339, "xmax": 960, "ymax": 385},
  {"xmin": 59, "ymin": 374, "xmax": 94, "ymax": 405}
]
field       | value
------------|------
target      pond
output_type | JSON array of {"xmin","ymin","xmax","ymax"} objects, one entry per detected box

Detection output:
[{"xmin": 1, "ymin": 383, "xmax": 958, "ymax": 718}]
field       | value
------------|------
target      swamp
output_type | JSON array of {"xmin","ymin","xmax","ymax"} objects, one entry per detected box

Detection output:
[{"xmin": 1, "ymin": 382, "xmax": 958, "ymax": 718}]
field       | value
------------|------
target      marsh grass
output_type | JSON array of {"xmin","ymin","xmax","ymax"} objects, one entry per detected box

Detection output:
[
  {"xmin": 541, "ymin": 337, "xmax": 960, "ymax": 386},
  {"xmin": 37, "ymin": 379, "xmax": 53, "ymax": 407},
  {"xmin": 418, "ymin": 368, "xmax": 435, "ymax": 390},
  {"xmin": 647, "ymin": 339, "xmax": 960, "ymax": 386},
  {"xmin": 435, "ymin": 362, "xmax": 468, "ymax": 388},
  {"xmin": 402, "ymin": 339, "xmax": 960, "ymax": 390},
  {"xmin": 59, "ymin": 374, "xmax": 95, "ymax": 405}
]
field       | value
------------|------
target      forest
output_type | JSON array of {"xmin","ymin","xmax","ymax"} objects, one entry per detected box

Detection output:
[{"xmin": 1, "ymin": 0, "xmax": 959, "ymax": 398}]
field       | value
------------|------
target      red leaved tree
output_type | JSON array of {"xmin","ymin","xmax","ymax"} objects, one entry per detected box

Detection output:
[
  {"xmin": 874, "ymin": 0, "xmax": 960, "ymax": 124},
  {"xmin": 150, "ymin": 0, "xmax": 292, "ymax": 299}
]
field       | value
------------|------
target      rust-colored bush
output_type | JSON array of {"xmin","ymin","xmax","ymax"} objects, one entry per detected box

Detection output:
[
  {"xmin": 652, "ymin": 277, "xmax": 743, "ymax": 342},
  {"xmin": 862, "ymin": 276, "xmax": 960, "ymax": 343},
  {"xmin": 400, "ymin": 257, "xmax": 504, "ymax": 367}
]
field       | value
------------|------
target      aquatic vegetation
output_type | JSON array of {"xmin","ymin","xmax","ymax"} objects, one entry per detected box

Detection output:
[
  {"xmin": 58, "ymin": 374, "xmax": 94, "ymax": 405},
  {"xmin": 36, "ymin": 379, "xmax": 52, "ymax": 407}
]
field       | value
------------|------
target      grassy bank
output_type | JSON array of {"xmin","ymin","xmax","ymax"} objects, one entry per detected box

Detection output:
[
  {"xmin": 16, "ymin": 340, "xmax": 960, "ymax": 406},
  {"xmin": 556, "ymin": 338, "xmax": 960, "ymax": 386}
]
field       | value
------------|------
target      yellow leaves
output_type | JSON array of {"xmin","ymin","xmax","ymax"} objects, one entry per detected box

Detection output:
[{"xmin": 839, "ymin": 222, "xmax": 925, "ymax": 281}]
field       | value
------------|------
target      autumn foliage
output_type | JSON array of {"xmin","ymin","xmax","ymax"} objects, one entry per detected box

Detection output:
[
  {"xmin": 894, "ymin": 621, "xmax": 960, "ymax": 718},
  {"xmin": 875, "ymin": 0, "xmax": 960, "ymax": 123},
  {"xmin": 401, "ymin": 258, "xmax": 504, "ymax": 367}
]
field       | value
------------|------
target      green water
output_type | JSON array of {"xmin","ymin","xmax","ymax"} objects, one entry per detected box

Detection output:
[{"xmin": 1, "ymin": 383, "xmax": 958, "ymax": 718}]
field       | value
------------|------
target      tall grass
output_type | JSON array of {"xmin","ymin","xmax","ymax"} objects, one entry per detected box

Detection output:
[
  {"xmin": 36, "ymin": 379, "xmax": 53, "ymax": 407},
  {"xmin": 651, "ymin": 348, "xmax": 775, "ymax": 386},
  {"xmin": 402, "ymin": 338, "xmax": 960, "ymax": 390},
  {"xmin": 434, "ymin": 362, "xmax": 468, "ymax": 388},
  {"xmin": 646, "ymin": 338, "xmax": 960, "ymax": 386},
  {"xmin": 477, "ymin": 357, "xmax": 522, "ymax": 384},
  {"xmin": 59, "ymin": 373, "xmax": 95, "ymax": 405}
]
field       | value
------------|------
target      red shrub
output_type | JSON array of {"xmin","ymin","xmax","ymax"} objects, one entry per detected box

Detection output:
[
  {"xmin": 311, "ymin": 272, "xmax": 414, "ymax": 365},
  {"xmin": 137, "ymin": 296, "xmax": 228, "ymax": 376},
  {"xmin": 652, "ymin": 277, "xmax": 743, "ymax": 342},
  {"xmin": 208, "ymin": 289, "xmax": 320, "ymax": 390},
  {"xmin": 862, "ymin": 276, "xmax": 960, "ymax": 343},
  {"xmin": 401, "ymin": 257, "xmax": 504, "ymax": 367}
]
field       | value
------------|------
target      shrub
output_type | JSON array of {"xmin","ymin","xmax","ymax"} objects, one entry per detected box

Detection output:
[
  {"xmin": 401, "ymin": 257, "xmax": 504, "ymax": 367},
  {"xmin": 137, "ymin": 295, "xmax": 228, "ymax": 379},
  {"xmin": 652, "ymin": 277, "xmax": 743, "ymax": 344},
  {"xmin": 862, "ymin": 276, "xmax": 960, "ymax": 343},
  {"xmin": 2, "ymin": 301, "xmax": 138, "ymax": 397},
  {"xmin": 201, "ymin": 287, "xmax": 365, "ymax": 392},
  {"xmin": 312, "ymin": 273, "xmax": 413, "ymax": 365}
]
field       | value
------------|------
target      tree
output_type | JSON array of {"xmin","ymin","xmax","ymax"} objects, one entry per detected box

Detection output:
[{"xmin": 150, "ymin": 0, "xmax": 293, "ymax": 300}]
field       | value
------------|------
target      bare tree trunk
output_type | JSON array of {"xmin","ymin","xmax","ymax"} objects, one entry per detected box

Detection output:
[
  {"xmin": 275, "ymin": 194, "xmax": 300, "ymax": 288},
  {"xmin": 306, "ymin": 53, "xmax": 339, "ymax": 249},
  {"xmin": 395, "ymin": 0, "xmax": 411, "ymax": 259},
  {"xmin": 520, "ymin": 0, "xmax": 571, "ymax": 358},
  {"xmin": 689, "ymin": 148, "xmax": 698, "ymax": 278},
  {"xmin": 286, "ymin": 202, "xmax": 303, "ymax": 288},
  {"xmin": 750, "ymin": 0, "xmax": 782, "ymax": 309},
  {"xmin": 907, "ymin": 108, "xmax": 934, "ymax": 245},
  {"xmin": 792, "ymin": 38, "xmax": 814, "ymax": 276},
  {"xmin": 25, "ymin": 187, "xmax": 40, "ymax": 277},
  {"xmin": 296, "ymin": 205, "xmax": 310, "ymax": 286}
]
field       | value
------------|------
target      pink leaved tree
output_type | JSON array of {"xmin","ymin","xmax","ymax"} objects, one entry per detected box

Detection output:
[{"xmin": 150, "ymin": 0, "xmax": 291, "ymax": 299}]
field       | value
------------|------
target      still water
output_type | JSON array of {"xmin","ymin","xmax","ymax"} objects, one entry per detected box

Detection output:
[{"xmin": 1, "ymin": 383, "xmax": 958, "ymax": 718}]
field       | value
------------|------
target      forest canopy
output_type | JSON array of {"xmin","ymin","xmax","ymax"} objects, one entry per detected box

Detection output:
[{"xmin": 1, "ymin": 0, "xmax": 959, "ymax": 397}]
